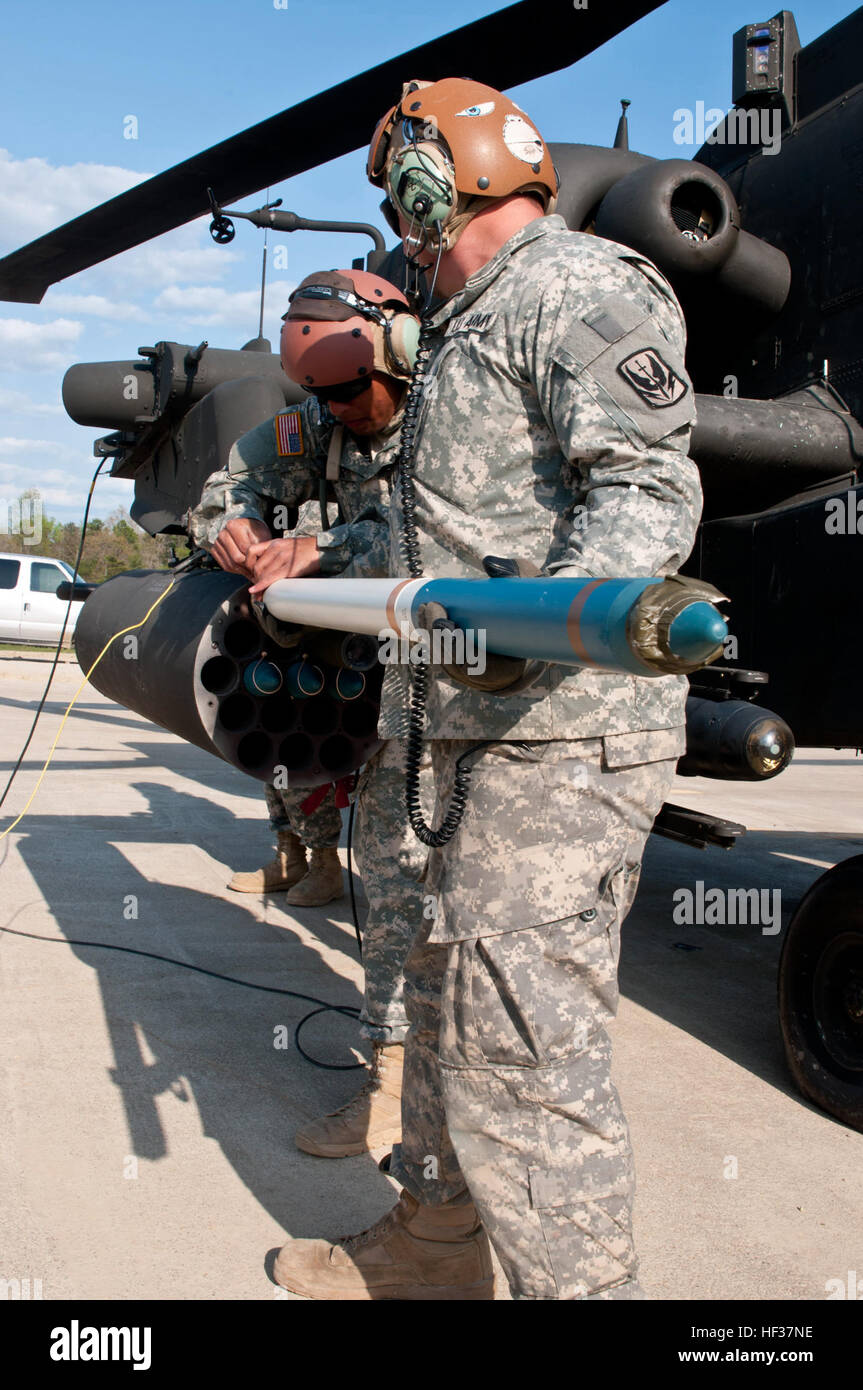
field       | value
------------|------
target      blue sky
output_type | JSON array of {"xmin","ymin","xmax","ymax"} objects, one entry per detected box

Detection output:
[{"xmin": 0, "ymin": 0, "xmax": 856, "ymax": 524}]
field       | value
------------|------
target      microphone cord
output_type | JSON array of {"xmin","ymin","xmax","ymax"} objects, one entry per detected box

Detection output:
[{"xmin": 393, "ymin": 312, "xmax": 476, "ymax": 847}]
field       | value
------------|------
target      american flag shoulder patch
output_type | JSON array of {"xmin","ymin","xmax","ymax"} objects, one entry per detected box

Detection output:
[{"xmin": 274, "ymin": 409, "xmax": 304, "ymax": 457}]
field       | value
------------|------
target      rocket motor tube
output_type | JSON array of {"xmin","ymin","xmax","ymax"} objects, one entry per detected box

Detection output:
[
  {"xmin": 304, "ymin": 628, "xmax": 380, "ymax": 671},
  {"xmin": 261, "ymin": 574, "xmax": 728, "ymax": 676}
]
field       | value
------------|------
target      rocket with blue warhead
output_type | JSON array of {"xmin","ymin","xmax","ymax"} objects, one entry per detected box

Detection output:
[{"xmin": 261, "ymin": 573, "xmax": 728, "ymax": 676}]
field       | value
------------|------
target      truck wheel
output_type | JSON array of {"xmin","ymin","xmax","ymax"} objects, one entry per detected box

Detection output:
[{"xmin": 778, "ymin": 855, "xmax": 863, "ymax": 1131}]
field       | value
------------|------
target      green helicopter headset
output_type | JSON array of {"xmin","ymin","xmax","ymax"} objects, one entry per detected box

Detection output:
[{"xmin": 384, "ymin": 135, "xmax": 458, "ymax": 257}]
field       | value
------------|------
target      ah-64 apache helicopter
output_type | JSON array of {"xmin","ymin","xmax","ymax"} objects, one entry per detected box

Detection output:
[{"xmin": 1, "ymin": 0, "xmax": 861, "ymax": 1131}]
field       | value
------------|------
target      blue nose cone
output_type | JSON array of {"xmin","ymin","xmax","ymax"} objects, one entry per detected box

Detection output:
[
  {"xmin": 284, "ymin": 659, "xmax": 325, "ymax": 700},
  {"xmin": 327, "ymin": 668, "xmax": 366, "ymax": 702},
  {"xmin": 243, "ymin": 658, "xmax": 283, "ymax": 696},
  {"xmin": 668, "ymin": 602, "xmax": 728, "ymax": 663}
]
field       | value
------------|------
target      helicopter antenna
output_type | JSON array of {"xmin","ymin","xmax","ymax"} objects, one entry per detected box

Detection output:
[
  {"xmin": 257, "ymin": 188, "xmax": 270, "ymax": 339},
  {"xmin": 614, "ymin": 99, "xmax": 631, "ymax": 151}
]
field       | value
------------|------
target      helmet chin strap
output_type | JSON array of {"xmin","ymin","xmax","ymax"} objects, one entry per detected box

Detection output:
[
  {"xmin": 400, "ymin": 193, "xmax": 495, "ymax": 307},
  {"xmin": 400, "ymin": 216, "xmax": 446, "ymax": 309},
  {"xmin": 402, "ymin": 214, "xmax": 428, "ymax": 262},
  {"xmin": 424, "ymin": 224, "xmax": 446, "ymax": 307}
]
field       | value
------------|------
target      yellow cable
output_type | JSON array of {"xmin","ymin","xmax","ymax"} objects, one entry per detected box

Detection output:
[{"xmin": 1, "ymin": 580, "xmax": 176, "ymax": 839}]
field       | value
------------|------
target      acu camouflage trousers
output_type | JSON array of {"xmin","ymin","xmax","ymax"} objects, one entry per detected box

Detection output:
[
  {"xmin": 388, "ymin": 736, "xmax": 676, "ymax": 1301},
  {"xmin": 353, "ymin": 740, "xmax": 434, "ymax": 1043},
  {"xmin": 262, "ymin": 745, "xmax": 432, "ymax": 1041},
  {"xmin": 264, "ymin": 781, "xmax": 342, "ymax": 848}
]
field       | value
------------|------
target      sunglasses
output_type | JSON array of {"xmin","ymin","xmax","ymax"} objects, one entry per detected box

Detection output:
[{"xmin": 303, "ymin": 376, "xmax": 373, "ymax": 405}]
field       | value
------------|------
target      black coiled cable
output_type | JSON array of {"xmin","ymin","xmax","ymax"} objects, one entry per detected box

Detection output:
[
  {"xmin": 394, "ymin": 315, "xmax": 435, "ymax": 576},
  {"xmin": 394, "ymin": 315, "xmax": 476, "ymax": 847},
  {"xmin": 404, "ymin": 659, "xmax": 475, "ymax": 846}
]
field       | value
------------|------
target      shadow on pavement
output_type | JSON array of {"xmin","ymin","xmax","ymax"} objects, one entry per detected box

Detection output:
[
  {"xmin": 620, "ymin": 826, "xmax": 863, "ymax": 1111},
  {"xmin": 10, "ymin": 778, "xmax": 395, "ymax": 1248}
]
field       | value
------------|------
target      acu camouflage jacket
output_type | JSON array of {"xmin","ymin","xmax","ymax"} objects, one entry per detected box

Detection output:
[
  {"xmin": 379, "ymin": 213, "xmax": 703, "ymax": 761},
  {"xmin": 187, "ymin": 396, "xmax": 398, "ymax": 579}
]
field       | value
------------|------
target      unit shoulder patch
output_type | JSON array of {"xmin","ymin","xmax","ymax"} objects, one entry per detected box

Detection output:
[
  {"xmin": 274, "ymin": 409, "xmax": 304, "ymax": 456},
  {"xmin": 617, "ymin": 349, "xmax": 688, "ymax": 409}
]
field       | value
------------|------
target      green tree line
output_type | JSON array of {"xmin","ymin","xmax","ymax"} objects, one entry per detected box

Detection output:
[{"xmin": 2, "ymin": 490, "xmax": 190, "ymax": 583}]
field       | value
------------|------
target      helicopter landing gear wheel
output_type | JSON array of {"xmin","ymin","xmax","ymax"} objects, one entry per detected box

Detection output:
[{"xmin": 779, "ymin": 855, "xmax": 863, "ymax": 1132}]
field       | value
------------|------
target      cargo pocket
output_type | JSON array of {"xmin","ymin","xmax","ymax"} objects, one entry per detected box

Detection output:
[
  {"xmin": 461, "ymin": 900, "xmax": 623, "ymax": 1069},
  {"xmin": 528, "ymin": 1165, "xmax": 636, "ymax": 1300}
]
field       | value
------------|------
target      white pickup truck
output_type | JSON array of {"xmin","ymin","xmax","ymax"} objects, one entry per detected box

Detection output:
[{"xmin": 0, "ymin": 553, "xmax": 83, "ymax": 645}]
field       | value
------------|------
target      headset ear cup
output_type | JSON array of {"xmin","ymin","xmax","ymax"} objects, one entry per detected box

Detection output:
[
  {"xmin": 389, "ymin": 312, "xmax": 420, "ymax": 373},
  {"xmin": 388, "ymin": 146, "xmax": 455, "ymax": 228}
]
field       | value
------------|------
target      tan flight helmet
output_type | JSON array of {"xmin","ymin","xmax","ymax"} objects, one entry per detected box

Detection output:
[
  {"xmin": 368, "ymin": 78, "xmax": 558, "ymax": 252},
  {"xmin": 280, "ymin": 269, "xmax": 420, "ymax": 390}
]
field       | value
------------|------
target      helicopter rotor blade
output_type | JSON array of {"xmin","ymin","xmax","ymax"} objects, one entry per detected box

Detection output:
[{"xmin": 0, "ymin": 0, "xmax": 665, "ymax": 303}]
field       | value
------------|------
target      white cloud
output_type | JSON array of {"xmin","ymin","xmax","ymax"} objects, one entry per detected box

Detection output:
[
  {"xmin": 0, "ymin": 317, "xmax": 83, "ymax": 372},
  {"xmin": 0, "ymin": 437, "xmax": 66, "ymax": 454},
  {"xmin": 0, "ymin": 148, "xmax": 147, "ymax": 254},
  {"xmin": 109, "ymin": 240, "xmax": 242, "ymax": 290},
  {"xmin": 0, "ymin": 147, "xmax": 293, "ymax": 519},
  {"xmin": 30, "ymin": 482, "xmax": 133, "ymax": 513},
  {"xmin": 0, "ymin": 148, "xmax": 244, "ymax": 306},
  {"xmin": 0, "ymin": 387, "xmax": 62, "ymax": 416},
  {"xmin": 0, "ymin": 465, "xmax": 82, "ymax": 490},
  {"xmin": 154, "ymin": 283, "xmax": 269, "ymax": 332},
  {"xmin": 43, "ymin": 291, "xmax": 143, "ymax": 319},
  {"xmin": 0, "ymin": 455, "xmax": 92, "ymax": 493},
  {"xmin": 0, "ymin": 458, "xmax": 132, "ymax": 517}
]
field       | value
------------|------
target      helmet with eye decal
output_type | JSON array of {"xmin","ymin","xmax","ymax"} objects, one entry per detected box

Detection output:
[{"xmin": 368, "ymin": 77, "xmax": 558, "ymax": 229}]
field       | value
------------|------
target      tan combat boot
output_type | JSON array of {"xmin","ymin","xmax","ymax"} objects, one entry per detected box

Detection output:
[
  {"xmin": 284, "ymin": 846, "xmax": 344, "ymax": 907},
  {"xmin": 228, "ymin": 830, "xmax": 307, "ymax": 894},
  {"xmin": 273, "ymin": 1189, "xmax": 494, "ymax": 1300},
  {"xmin": 295, "ymin": 1042, "xmax": 403, "ymax": 1157}
]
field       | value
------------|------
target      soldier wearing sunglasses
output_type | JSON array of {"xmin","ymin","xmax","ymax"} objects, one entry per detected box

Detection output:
[{"xmin": 188, "ymin": 270, "xmax": 431, "ymax": 1159}]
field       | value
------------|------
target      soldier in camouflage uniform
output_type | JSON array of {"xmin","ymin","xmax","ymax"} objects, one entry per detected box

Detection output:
[
  {"xmin": 189, "ymin": 270, "xmax": 433, "ymax": 1156},
  {"xmin": 273, "ymin": 81, "xmax": 702, "ymax": 1300},
  {"xmin": 240, "ymin": 503, "xmax": 348, "ymax": 904}
]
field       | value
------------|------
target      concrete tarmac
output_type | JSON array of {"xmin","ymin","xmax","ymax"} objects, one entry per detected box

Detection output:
[{"xmin": 1, "ymin": 650, "xmax": 861, "ymax": 1302}]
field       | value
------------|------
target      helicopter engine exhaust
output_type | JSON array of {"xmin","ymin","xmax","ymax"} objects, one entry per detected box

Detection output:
[
  {"xmin": 73, "ymin": 568, "xmax": 383, "ymax": 786},
  {"xmin": 594, "ymin": 158, "xmax": 791, "ymax": 316}
]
